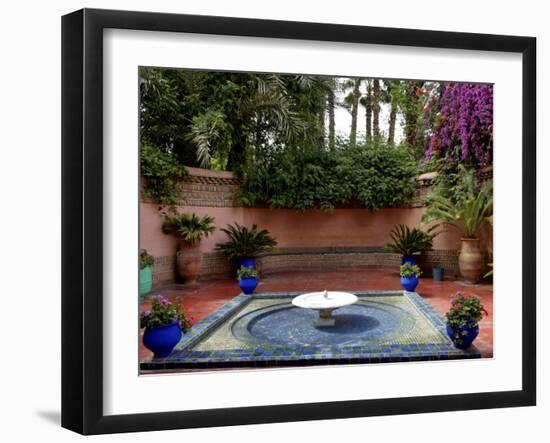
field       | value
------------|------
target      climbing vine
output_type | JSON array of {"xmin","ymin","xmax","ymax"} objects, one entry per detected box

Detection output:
[{"xmin": 140, "ymin": 144, "xmax": 188, "ymax": 205}]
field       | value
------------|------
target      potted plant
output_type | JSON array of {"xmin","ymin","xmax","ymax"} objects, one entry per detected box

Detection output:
[
  {"xmin": 422, "ymin": 173, "xmax": 492, "ymax": 283},
  {"xmin": 139, "ymin": 249, "xmax": 154, "ymax": 298},
  {"xmin": 162, "ymin": 212, "xmax": 216, "ymax": 285},
  {"xmin": 140, "ymin": 295, "xmax": 192, "ymax": 358},
  {"xmin": 237, "ymin": 265, "xmax": 260, "ymax": 294},
  {"xmin": 215, "ymin": 223, "xmax": 277, "ymax": 269},
  {"xmin": 445, "ymin": 292, "xmax": 488, "ymax": 349},
  {"xmin": 400, "ymin": 262, "xmax": 422, "ymax": 292},
  {"xmin": 384, "ymin": 224, "xmax": 437, "ymax": 265}
]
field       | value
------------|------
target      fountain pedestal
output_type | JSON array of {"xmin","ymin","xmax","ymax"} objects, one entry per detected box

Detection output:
[{"xmin": 292, "ymin": 290, "xmax": 358, "ymax": 327}]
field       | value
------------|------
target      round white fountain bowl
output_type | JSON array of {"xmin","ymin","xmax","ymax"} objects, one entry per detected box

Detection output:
[
  {"xmin": 292, "ymin": 291, "xmax": 358, "ymax": 327},
  {"xmin": 292, "ymin": 291, "xmax": 358, "ymax": 310}
]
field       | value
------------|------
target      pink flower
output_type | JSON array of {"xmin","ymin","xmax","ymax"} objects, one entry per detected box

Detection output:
[{"xmin": 156, "ymin": 295, "xmax": 169, "ymax": 305}]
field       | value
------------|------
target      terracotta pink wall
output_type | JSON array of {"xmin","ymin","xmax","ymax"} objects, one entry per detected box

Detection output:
[
  {"xmin": 140, "ymin": 203, "xmax": 462, "ymax": 255},
  {"xmin": 243, "ymin": 207, "xmax": 460, "ymax": 249},
  {"xmin": 140, "ymin": 203, "xmax": 245, "ymax": 257}
]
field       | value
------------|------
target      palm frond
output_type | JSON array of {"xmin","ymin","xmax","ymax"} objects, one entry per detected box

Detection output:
[
  {"xmin": 162, "ymin": 212, "xmax": 216, "ymax": 245},
  {"xmin": 249, "ymin": 75, "xmax": 306, "ymax": 140},
  {"xmin": 215, "ymin": 223, "xmax": 277, "ymax": 258},
  {"xmin": 187, "ymin": 110, "xmax": 230, "ymax": 168},
  {"xmin": 384, "ymin": 224, "xmax": 437, "ymax": 256},
  {"xmin": 422, "ymin": 176, "xmax": 493, "ymax": 238}
]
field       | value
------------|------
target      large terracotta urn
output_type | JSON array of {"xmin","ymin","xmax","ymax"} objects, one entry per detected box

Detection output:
[
  {"xmin": 176, "ymin": 242, "xmax": 203, "ymax": 285},
  {"xmin": 458, "ymin": 238, "xmax": 483, "ymax": 283}
]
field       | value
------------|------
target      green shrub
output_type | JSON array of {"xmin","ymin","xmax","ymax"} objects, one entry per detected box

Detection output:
[
  {"xmin": 335, "ymin": 143, "xmax": 419, "ymax": 210},
  {"xmin": 237, "ymin": 141, "xmax": 418, "ymax": 211},
  {"xmin": 140, "ymin": 144, "xmax": 188, "ymax": 205}
]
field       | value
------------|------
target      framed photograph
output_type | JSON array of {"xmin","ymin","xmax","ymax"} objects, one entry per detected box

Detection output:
[{"xmin": 62, "ymin": 8, "xmax": 536, "ymax": 435}]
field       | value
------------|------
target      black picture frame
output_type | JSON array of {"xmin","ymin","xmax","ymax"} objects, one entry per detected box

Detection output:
[{"xmin": 62, "ymin": 8, "xmax": 536, "ymax": 435}]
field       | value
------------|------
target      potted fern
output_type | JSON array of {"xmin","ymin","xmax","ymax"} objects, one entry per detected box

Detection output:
[
  {"xmin": 422, "ymin": 177, "xmax": 492, "ymax": 284},
  {"xmin": 384, "ymin": 224, "xmax": 437, "ymax": 265},
  {"xmin": 215, "ymin": 223, "xmax": 277, "ymax": 269},
  {"xmin": 162, "ymin": 212, "xmax": 215, "ymax": 285}
]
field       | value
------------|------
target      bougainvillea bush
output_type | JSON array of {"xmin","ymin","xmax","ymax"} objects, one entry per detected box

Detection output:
[{"xmin": 426, "ymin": 83, "xmax": 493, "ymax": 170}]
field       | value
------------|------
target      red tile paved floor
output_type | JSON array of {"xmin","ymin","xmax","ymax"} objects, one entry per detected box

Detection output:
[{"xmin": 139, "ymin": 269, "xmax": 493, "ymax": 361}]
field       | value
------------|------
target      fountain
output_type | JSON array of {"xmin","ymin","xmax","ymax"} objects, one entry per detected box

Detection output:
[
  {"xmin": 141, "ymin": 290, "xmax": 483, "ymax": 371},
  {"xmin": 292, "ymin": 289, "xmax": 358, "ymax": 326}
]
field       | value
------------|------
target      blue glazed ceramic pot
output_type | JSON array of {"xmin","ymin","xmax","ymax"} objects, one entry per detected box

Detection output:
[
  {"xmin": 446, "ymin": 322, "xmax": 479, "ymax": 349},
  {"xmin": 400, "ymin": 275, "xmax": 419, "ymax": 292},
  {"xmin": 237, "ymin": 257, "xmax": 256, "ymax": 269},
  {"xmin": 143, "ymin": 321, "xmax": 182, "ymax": 358},
  {"xmin": 401, "ymin": 256, "xmax": 417, "ymax": 266},
  {"xmin": 239, "ymin": 276, "xmax": 259, "ymax": 294}
]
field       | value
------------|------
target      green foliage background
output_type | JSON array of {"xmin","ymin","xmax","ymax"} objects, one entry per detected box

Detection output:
[
  {"xmin": 140, "ymin": 144, "xmax": 187, "ymax": 205},
  {"xmin": 139, "ymin": 67, "xmax": 491, "ymax": 212},
  {"xmin": 238, "ymin": 141, "xmax": 418, "ymax": 211}
]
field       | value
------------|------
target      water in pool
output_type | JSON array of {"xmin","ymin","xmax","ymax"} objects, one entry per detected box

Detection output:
[{"xmin": 195, "ymin": 294, "xmax": 448, "ymax": 351}]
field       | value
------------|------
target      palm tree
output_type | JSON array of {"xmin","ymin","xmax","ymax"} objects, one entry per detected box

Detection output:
[
  {"xmin": 327, "ymin": 79, "xmax": 336, "ymax": 151},
  {"xmin": 189, "ymin": 73, "xmax": 307, "ymax": 170},
  {"xmin": 372, "ymin": 79, "xmax": 381, "ymax": 139},
  {"xmin": 249, "ymin": 74, "xmax": 305, "ymax": 139},
  {"xmin": 385, "ymin": 80, "xmax": 399, "ymax": 144},
  {"xmin": 361, "ymin": 80, "xmax": 373, "ymax": 142},
  {"xmin": 402, "ymin": 80, "xmax": 425, "ymax": 156},
  {"xmin": 342, "ymin": 78, "xmax": 362, "ymax": 147}
]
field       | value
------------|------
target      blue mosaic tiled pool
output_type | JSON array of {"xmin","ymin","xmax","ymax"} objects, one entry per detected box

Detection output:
[{"xmin": 140, "ymin": 291, "xmax": 481, "ymax": 371}]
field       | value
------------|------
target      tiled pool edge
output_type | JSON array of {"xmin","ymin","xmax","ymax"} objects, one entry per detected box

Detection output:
[
  {"xmin": 171, "ymin": 291, "xmax": 252, "ymax": 351},
  {"xmin": 140, "ymin": 290, "xmax": 481, "ymax": 371}
]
